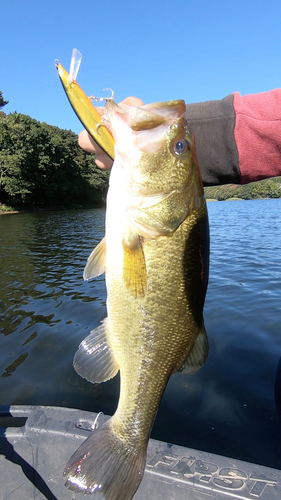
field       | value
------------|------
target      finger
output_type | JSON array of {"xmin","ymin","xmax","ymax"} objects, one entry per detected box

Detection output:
[
  {"xmin": 78, "ymin": 97, "xmax": 144, "ymax": 170},
  {"xmin": 78, "ymin": 97, "xmax": 144, "ymax": 153},
  {"xmin": 78, "ymin": 129, "xmax": 101, "ymax": 153},
  {"xmin": 95, "ymin": 154, "xmax": 114, "ymax": 170},
  {"xmin": 119, "ymin": 96, "xmax": 144, "ymax": 108},
  {"xmin": 78, "ymin": 130, "xmax": 113, "ymax": 169}
]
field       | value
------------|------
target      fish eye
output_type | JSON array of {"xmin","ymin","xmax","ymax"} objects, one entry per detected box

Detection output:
[{"xmin": 171, "ymin": 138, "xmax": 190, "ymax": 156}]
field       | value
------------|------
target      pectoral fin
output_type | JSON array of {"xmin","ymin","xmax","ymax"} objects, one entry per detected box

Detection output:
[
  {"xmin": 83, "ymin": 237, "xmax": 106, "ymax": 280},
  {"xmin": 122, "ymin": 234, "xmax": 146, "ymax": 298},
  {"xmin": 74, "ymin": 318, "xmax": 119, "ymax": 383},
  {"xmin": 177, "ymin": 321, "xmax": 209, "ymax": 375}
]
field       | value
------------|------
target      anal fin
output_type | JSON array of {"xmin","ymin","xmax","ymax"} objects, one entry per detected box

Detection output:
[
  {"xmin": 74, "ymin": 318, "xmax": 119, "ymax": 383},
  {"xmin": 177, "ymin": 321, "xmax": 209, "ymax": 375}
]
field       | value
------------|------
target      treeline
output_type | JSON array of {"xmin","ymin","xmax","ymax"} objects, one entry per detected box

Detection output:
[
  {"xmin": 2, "ymin": 91, "xmax": 281, "ymax": 210},
  {"xmin": 0, "ymin": 95, "xmax": 109, "ymax": 208},
  {"xmin": 204, "ymin": 177, "xmax": 281, "ymax": 201}
]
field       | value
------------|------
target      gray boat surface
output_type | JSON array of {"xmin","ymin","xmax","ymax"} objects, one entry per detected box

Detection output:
[{"xmin": 0, "ymin": 405, "xmax": 280, "ymax": 499}]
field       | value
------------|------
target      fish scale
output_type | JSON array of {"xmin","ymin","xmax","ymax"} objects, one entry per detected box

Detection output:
[{"xmin": 64, "ymin": 99, "xmax": 209, "ymax": 500}]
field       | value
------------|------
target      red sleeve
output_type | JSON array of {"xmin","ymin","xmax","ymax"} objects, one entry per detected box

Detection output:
[{"xmin": 233, "ymin": 90, "xmax": 281, "ymax": 184}]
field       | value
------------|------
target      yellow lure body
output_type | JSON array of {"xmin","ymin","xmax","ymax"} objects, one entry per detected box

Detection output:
[{"xmin": 56, "ymin": 62, "xmax": 115, "ymax": 160}]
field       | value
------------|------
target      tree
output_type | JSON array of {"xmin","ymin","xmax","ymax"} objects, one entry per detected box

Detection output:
[
  {"xmin": 0, "ymin": 91, "xmax": 8, "ymax": 112},
  {"xmin": 0, "ymin": 111, "xmax": 109, "ymax": 206}
]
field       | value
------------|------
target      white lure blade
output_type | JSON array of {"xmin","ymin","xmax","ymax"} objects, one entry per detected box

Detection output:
[{"xmin": 68, "ymin": 48, "xmax": 82, "ymax": 84}]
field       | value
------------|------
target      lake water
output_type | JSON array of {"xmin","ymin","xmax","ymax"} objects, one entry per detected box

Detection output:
[{"xmin": 1, "ymin": 199, "xmax": 281, "ymax": 470}]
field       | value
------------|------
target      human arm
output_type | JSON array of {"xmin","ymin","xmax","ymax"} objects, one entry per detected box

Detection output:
[
  {"xmin": 185, "ymin": 89, "xmax": 281, "ymax": 185},
  {"xmin": 79, "ymin": 90, "xmax": 281, "ymax": 186}
]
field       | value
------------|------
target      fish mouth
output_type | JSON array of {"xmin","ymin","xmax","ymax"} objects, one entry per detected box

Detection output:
[{"xmin": 105, "ymin": 99, "xmax": 186, "ymax": 131}]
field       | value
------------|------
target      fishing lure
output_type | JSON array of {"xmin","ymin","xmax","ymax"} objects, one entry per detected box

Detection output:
[{"xmin": 55, "ymin": 49, "xmax": 115, "ymax": 160}]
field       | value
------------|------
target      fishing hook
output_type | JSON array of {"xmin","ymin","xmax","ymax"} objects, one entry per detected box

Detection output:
[
  {"xmin": 89, "ymin": 88, "xmax": 116, "ymax": 103},
  {"xmin": 92, "ymin": 412, "xmax": 104, "ymax": 430}
]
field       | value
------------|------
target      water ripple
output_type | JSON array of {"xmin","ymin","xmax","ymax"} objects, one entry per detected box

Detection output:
[{"xmin": 0, "ymin": 201, "xmax": 281, "ymax": 468}]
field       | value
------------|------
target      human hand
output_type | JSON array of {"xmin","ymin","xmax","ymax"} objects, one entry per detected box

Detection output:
[{"xmin": 78, "ymin": 96, "xmax": 144, "ymax": 169}]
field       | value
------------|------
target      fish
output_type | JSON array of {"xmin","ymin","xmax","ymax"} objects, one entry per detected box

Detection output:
[{"xmin": 64, "ymin": 98, "xmax": 210, "ymax": 500}]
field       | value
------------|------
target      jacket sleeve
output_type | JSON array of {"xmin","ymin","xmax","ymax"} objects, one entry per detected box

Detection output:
[{"xmin": 185, "ymin": 89, "xmax": 281, "ymax": 186}]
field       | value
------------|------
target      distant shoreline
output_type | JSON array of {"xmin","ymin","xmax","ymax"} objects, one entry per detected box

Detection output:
[
  {"xmin": 0, "ymin": 203, "xmax": 105, "ymax": 215},
  {"xmin": 2, "ymin": 176, "xmax": 281, "ymax": 214},
  {"xmin": 204, "ymin": 176, "xmax": 281, "ymax": 201},
  {"xmin": 1, "ymin": 196, "xmax": 279, "ymax": 215}
]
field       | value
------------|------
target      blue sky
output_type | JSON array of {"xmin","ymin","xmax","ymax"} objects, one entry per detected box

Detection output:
[{"xmin": 2, "ymin": 0, "xmax": 281, "ymax": 135}]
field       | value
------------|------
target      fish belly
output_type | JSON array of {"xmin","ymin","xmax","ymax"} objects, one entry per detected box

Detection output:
[{"xmin": 106, "ymin": 204, "xmax": 208, "ymax": 444}]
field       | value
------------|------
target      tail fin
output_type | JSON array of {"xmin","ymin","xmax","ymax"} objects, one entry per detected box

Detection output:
[{"xmin": 64, "ymin": 420, "xmax": 146, "ymax": 500}]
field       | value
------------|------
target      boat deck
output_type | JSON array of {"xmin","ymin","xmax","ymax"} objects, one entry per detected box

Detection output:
[{"xmin": 0, "ymin": 405, "xmax": 280, "ymax": 499}]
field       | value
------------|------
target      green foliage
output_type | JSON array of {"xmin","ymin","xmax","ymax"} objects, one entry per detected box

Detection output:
[
  {"xmin": 0, "ymin": 91, "xmax": 9, "ymax": 115},
  {"xmin": 205, "ymin": 177, "xmax": 281, "ymax": 201},
  {"xmin": 4, "ymin": 105, "xmax": 279, "ymax": 209},
  {"xmin": 0, "ymin": 112, "xmax": 109, "ymax": 207}
]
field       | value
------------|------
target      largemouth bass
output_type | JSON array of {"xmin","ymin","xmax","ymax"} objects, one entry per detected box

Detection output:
[{"xmin": 64, "ymin": 99, "xmax": 210, "ymax": 500}]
